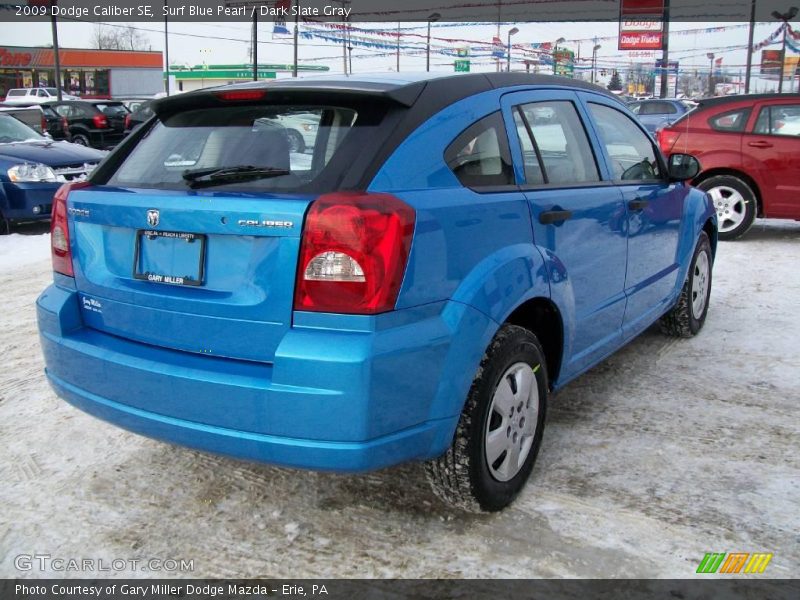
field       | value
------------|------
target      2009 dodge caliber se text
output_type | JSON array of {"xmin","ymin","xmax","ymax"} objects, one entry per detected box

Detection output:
[{"xmin": 37, "ymin": 73, "xmax": 717, "ymax": 512}]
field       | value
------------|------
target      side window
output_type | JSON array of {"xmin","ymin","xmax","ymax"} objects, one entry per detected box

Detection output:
[
  {"xmin": 444, "ymin": 112, "xmax": 514, "ymax": 188},
  {"xmin": 709, "ymin": 108, "xmax": 750, "ymax": 132},
  {"xmin": 54, "ymin": 105, "xmax": 71, "ymax": 118},
  {"xmin": 588, "ymin": 103, "xmax": 662, "ymax": 181},
  {"xmin": 37, "ymin": 89, "xmax": 48, "ymax": 98},
  {"xmin": 753, "ymin": 104, "xmax": 800, "ymax": 136},
  {"xmin": 517, "ymin": 100, "xmax": 600, "ymax": 185}
]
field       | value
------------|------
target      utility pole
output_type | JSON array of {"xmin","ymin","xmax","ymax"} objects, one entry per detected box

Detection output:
[
  {"xmin": 164, "ymin": 0, "xmax": 170, "ymax": 95},
  {"xmin": 50, "ymin": 0, "xmax": 62, "ymax": 100},
  {"xmin": 707, "ymin": 53, "xmax": 715, "ymax": 96},
  {"xmin": 745, "ymin": 0, "xmax": 756, "ymax": 93},
  {"xmin": 659, "ymin": 0, "xmax": 670, "ymax": 98},
  {"xmin": 252, "ymin": 11, "xmax": 258, "ymax": 81},
  {"xmin": 292, "ymin": 0, "xmax": 299, "ymax": 77},
  {"xmin": 341, "ymin": 1, "xmax": 347, "ymax": 74},
  {"xmin": 773, "ymin": 7, "xmax": 799, "ymax": 93},
  {"xmin": 396, "ymin": 22, "xmax": 400, "ymax": 72}
]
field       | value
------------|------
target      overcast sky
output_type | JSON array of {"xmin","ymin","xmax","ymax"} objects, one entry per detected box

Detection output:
[{"xmin": 2, "ymin": 18, "xmax": 796, "ymax": 91}]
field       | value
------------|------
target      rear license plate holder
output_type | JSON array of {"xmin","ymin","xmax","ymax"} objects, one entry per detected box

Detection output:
[{"xmin": 133, "ymin": 229, "xmax": 206, "ymax": 287}]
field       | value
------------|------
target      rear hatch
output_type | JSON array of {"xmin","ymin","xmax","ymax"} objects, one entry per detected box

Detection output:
[
  {"xmin": 69, "ymin": 93, "xmax": 390, "ymax": 363},
  {"xmin": 94, "ymin": 102, "xmax": 128, "ymax": 133}
]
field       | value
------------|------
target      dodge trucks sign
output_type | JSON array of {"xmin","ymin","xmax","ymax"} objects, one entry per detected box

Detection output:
[{"xmin": 619, "ymin": 0, "xmax": 665, "ymax": 51}]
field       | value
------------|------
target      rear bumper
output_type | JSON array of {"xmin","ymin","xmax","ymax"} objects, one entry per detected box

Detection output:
[
  {"xmin": 1, "ymin": 182, "xmax": 57, "ymax": 221},
  {"xmin": 37, "ymin": 283, "xmax": 495, "ymax": 472}
]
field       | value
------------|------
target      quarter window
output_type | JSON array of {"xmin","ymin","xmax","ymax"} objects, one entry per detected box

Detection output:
[
  {"xmin": 588, "ymin": 103, "xmax": 662, "ymax": 181},
  {"xmin": 709, "ymin": 108, "xmax": 750, "ymax": 132},
  {"xmin": 753, "ymin": 104, "xmax": 800, "ymax": 136},
  {"xmin": 444, "ymin": 112, "xmax": 514, "ymax": 188},
  {"xmin": 515, "ymin": 100, "xmax": 600, "ymax": 185}
]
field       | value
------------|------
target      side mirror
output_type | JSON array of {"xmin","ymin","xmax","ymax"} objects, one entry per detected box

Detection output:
[{"xmin": 668, "ymin": 153, "xmax": 700, "ymax": 182}]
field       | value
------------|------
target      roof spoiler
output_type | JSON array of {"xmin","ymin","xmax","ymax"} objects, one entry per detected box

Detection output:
[{"xmin": 152, "ymin": 80, "xmax": 426, "ymax": 117}]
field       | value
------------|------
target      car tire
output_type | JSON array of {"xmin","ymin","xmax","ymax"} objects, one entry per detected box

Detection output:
[
  {"xmin": 659, "ymin": 231, "xmax": 712, "ymax": 338},
  {"xmin": 285, "ymin": 129, "xmax": 305, "ymax": 154},
  {"xmin": 71, "ymin": 133, "xmax": 90, "ymax": 146},
  {"xmin": 0, "ymin": 212, "xmax": 10, "ymax": 235},
  {"xmin": 424, "ymin": 324, "xmax": 548, "ymax": 512},
  {"xmin": 696, "ymin": 175, "xmax": 756, "ymax": 241}
]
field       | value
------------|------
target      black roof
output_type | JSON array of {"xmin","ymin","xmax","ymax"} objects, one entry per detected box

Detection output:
[
  {"xmin": 695, "ymin": 93, "xmax": 800, "ymax": 109},
  {"xmin": 153, "ymin": 72, "xmax": 620, "ymax": 118}
]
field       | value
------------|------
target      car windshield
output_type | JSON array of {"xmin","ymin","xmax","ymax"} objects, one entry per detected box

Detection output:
[
  {"xmin": 108, "ymin": 104, "xmax": 365, "ymax": 192},
  {"xmin": 0, "ymin": 114, "xmax": 45, "ymax": 143}
]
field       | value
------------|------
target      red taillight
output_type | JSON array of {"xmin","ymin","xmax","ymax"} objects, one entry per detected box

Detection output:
[
  {"xmin": 215, "ymin": 90, "xmax": 267, "ymax": 102},
  {"xmin": 51, "ymin": 181, "xmax": 91, "ymax": 277},
  {"xmin": 656, "ymin": 127, "xmax": 680, "ymax": 154},
  {"xmin": 294, "ymin": 193, "xmax": 415, "ymax": 315},
  {"xmin": 124, "ymin": 113, "xmax": 131, "ymax": 129},
  {"xmin": 92, "ymin": 114, "xmax": 108, "ymax": 128},
  {"xmin": 41, "ymin": 114, "xmax": 47, "ymax": 133}
]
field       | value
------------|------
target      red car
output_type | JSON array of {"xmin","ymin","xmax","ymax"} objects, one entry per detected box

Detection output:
[{"xmin": 657, "ymin": 94, "xmax": 800, "ymax": 240}]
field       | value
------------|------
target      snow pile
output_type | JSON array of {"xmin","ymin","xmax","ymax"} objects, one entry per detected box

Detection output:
[{"xmin": 0, "ymin": 233, "xmax": 50, "ymax": 272}]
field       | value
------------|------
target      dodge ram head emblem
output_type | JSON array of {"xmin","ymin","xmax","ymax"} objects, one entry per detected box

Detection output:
[{"xmin": 146, "ymin": 209, "xmax": 160, "ymax": 227}]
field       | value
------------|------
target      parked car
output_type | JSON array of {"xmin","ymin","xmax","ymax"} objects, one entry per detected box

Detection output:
[
  {"xmin": 0, "ymin": 104, "xmax": 48, "ymax": 135},
  {"xmin": 657, "ymin": 93, "xmax": 800, "ymax": 240},
  {"xmin": 122, "ymin": 98, "xmax": 152, "ymax": 113},
  {"xmin": 43, "ymin": 100, "xmax": 126, "ymax": 149},
  {"xmin": 36, "ymin": 73, "xmax": 716, "ymax": 512},
  {"xmin": 1, "ymin": 103, "xmax": 72, "ymax": 141},
  {"xmin": 0, "ymin": 113, "xmax": 103, "ymax": 233},
  {"xmin": 4, "ymin": 87, "xmax": 79, "ymax": 104},
  {"xmin": 628, "ymin": 99, "xmax": 691, "ymax": 133},
  {"xmin": 123, "ymin": 99, "xmax": 154, "ymax": 134}
]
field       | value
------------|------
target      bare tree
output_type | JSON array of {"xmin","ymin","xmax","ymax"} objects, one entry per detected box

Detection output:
[{"xmin": 92, "ymin": 25, "xmax": 148, "ymax": 51}]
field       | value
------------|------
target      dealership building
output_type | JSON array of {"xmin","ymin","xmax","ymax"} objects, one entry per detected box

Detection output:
[{"xmin": 0, "ymin": 46, "xmax": 164, "ymax": 99}]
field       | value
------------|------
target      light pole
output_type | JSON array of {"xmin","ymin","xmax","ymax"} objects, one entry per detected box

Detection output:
[
  {"xmin": 772, "ymin": 7, "xmax": 799, "ymax": 93},
  {"xmin": 707, "ymin": 52, "xmax": 715, "ymax": 96},
  {"xmin": 591, "ymin": 43, "xmax": 601, "ymax": 83},
  {"xmin": 506, "ymin": 27, "xmax": 519, "ymax": 72},
  {"xmin": 426, "ymin": 12, "xmax": 441, "ymax": 72},
  {"xmin": 552, "ymin": 37, "xmax": 565, "ymax": 75}
]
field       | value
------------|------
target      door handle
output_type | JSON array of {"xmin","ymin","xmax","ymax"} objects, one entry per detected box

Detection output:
[
  {"xmin": 628, "ymin": 198, "xmax": 649, "ymax": 211},
  {"xmin": 748, "ymin": 141, "xmax": 773, "ymax": 148},
  {"xmin": 539, "ymin": 210, "xmax": 573, "ymax": 224}
]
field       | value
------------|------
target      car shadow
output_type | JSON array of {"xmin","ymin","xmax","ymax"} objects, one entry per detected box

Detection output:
[
  {"xmin": 11, "ymin": 221, "xmax": 50, "ymax": 236},
  {"xmin": 733, "ymin": 219, "xmax": 799, "ymax": 242}
]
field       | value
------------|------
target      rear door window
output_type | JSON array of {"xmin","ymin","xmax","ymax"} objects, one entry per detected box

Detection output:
[
  {"xmin": 95, "ymin": 103, "xmax": 128, "ymax": 116},
  {"xmin": 107, "ymin": 104, "xmax": 361, "ymax": 192},
  {"xmin": 514, "ymin": 100, "xmax": 600, "ymax": 186},
  {"xmin": 753, "ymin": 104, "xmax": 800, "ymax": 136}
]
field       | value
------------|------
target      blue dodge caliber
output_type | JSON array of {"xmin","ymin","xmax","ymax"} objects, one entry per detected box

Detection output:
[{"xmin": 37, "ymin": 73, "xmax": 716, "ymax": 511}]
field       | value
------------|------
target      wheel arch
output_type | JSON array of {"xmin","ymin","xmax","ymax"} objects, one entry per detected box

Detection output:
[
  {"xmin": 503, "ymin": 297, "xmax": 564, "ymax": 389},
  {"xmin": 693, "ymin": 167, "xmax": 764, "ymax": 218}
]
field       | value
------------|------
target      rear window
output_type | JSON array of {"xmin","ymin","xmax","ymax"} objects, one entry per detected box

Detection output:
[
  {"xmin": 709, "ymin": 108, "xmax": 751, "ymax": 132},
  {"xmin": 107, "ymin": 104, "xmax": 363, "ymax": 192},
  {"xmin": 95, "ymin": 103, "xmax": 128, "ymax": 115},
  {"xmin": 7, "ymin": 90, "xmax": 25, "ymax": 97}
]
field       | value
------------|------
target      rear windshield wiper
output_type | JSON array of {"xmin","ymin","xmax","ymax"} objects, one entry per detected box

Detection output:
[{"xmin": 182, "ymin": 165, "xmax": 290, "ymax": 188}]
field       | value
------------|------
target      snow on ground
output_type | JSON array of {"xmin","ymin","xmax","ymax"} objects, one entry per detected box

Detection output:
[
  {"xmin": 0, "ymin": 228, "xmax": 50, "ymax": 271},
  {"xmin": 0, "ymin": 220, "xmax": 798, "ymax": 579}
]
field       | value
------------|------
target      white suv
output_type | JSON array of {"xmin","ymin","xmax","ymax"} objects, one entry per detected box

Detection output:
[{"xmin": 4, "ymin": 87, "xmax": 79, "ymax": 105}]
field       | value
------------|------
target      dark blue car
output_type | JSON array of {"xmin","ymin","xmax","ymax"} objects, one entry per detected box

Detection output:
[
  {"xmin": 36, "ymin": 73, "xmax": 717, "ymax": 511},
  {"xmin": 0, "ymin": 113, "xmax": 104, "ymax": 233},
  {"xmin": 628, "ymin": 99, "xmax": 692, "ymax": 133}
]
